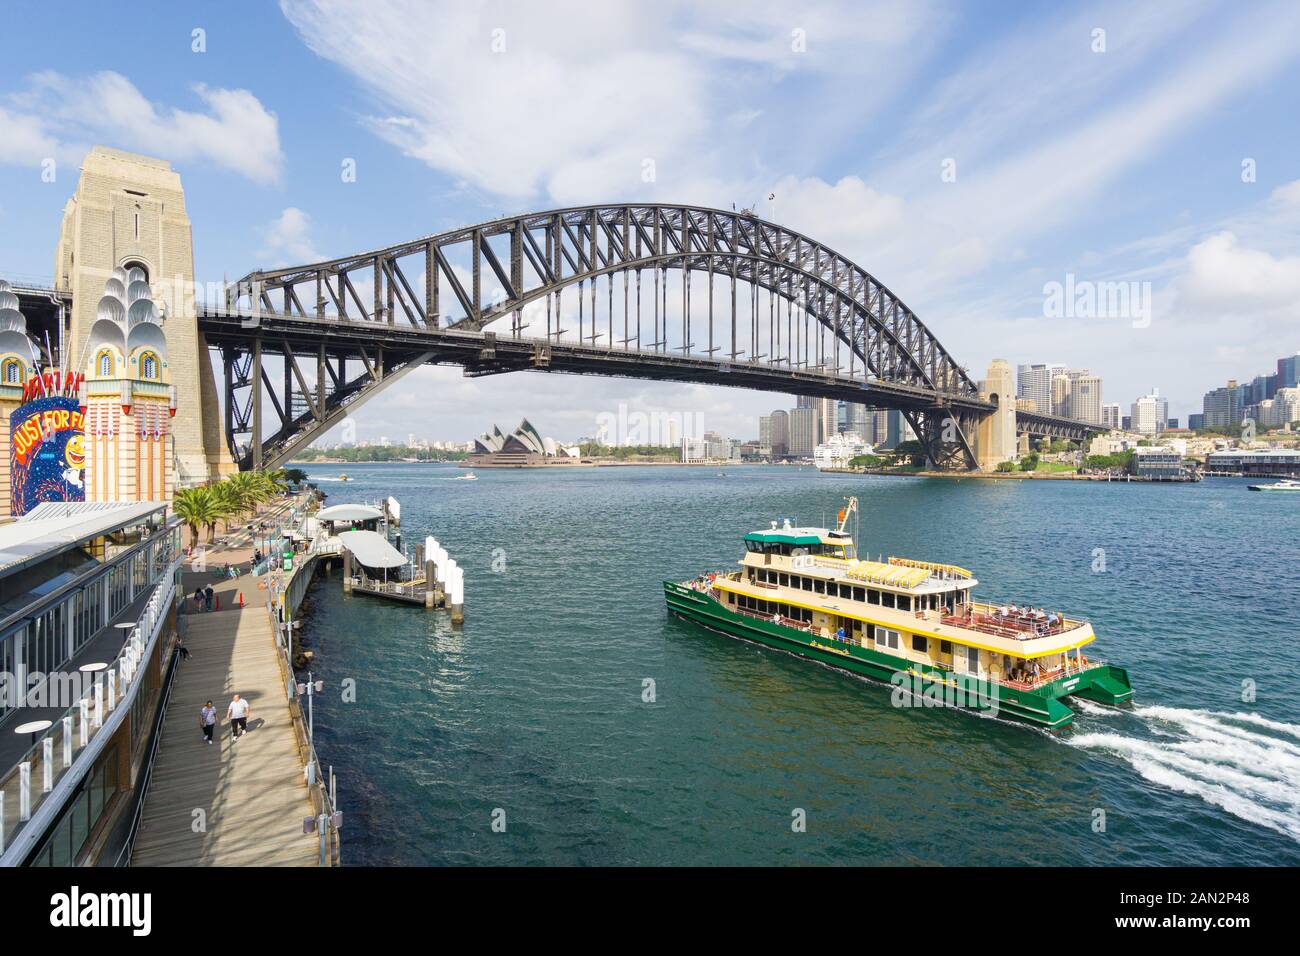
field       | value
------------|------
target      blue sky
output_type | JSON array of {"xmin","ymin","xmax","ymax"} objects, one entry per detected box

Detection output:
[{"xmin": 1, "ymin": 0, "xmax": 1298, "ymax": 441}]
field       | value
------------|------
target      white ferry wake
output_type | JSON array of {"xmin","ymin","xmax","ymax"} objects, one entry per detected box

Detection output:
[{"xmin": 1069, "ymin": 705, "xmax": 1300, "ymax": 842}]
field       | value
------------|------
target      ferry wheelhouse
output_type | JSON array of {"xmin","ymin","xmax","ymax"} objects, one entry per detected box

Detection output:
[{"xmin": 664, "ymin": 498, "xmax": 1132, "ymax": 729}]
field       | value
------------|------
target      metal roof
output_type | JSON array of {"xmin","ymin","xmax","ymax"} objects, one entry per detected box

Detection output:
[
  {"xmin": 316, "ymin": 503, "xmax": 384, "ymax": 522},
  {"xmin": 337, "ymin": 530, "xmax": 406, "ymax": 568},
  {"xmin": 0, "ymin": 501, "xmax": 166, "ymax": 577}
]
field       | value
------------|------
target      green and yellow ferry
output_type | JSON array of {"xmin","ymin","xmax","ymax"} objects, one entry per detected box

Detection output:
[{"xmin": 664, "ymin": 498, "xmax": 1132, "ymax": 730}]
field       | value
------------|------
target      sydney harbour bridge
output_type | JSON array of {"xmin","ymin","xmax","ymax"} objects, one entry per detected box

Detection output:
[
  {"xmin": 9, "ymin": 183, "xmax": 1096, "ymax": 476},
  {"xmin": 197, "ymin": 204, "xmax": 1093, "ymax": 472}
]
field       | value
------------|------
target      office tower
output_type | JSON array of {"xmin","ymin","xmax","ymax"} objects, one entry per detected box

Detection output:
[
  {"xmin": 1067, "ymin": 371, "xmax": 1103, "ymax": 424},
  {"xmin": 1278, "ymin": 353, "xmax": 1300, "ymax": 389},
  {"xmin": 1102, "ymin": 403, "xmax": 1121, "ymax": 429},
  {"xmin": 769, "ymin": 409, "xmax": 789, "ymax": 457},
  {"xmin": 788, "ymin": 406, "xmax": 817, "ymax": 457},
  {"xmin": 1130, "ymin": 390, "xmax": 1166, "ymax": 435},
  {"xmin": 1017, "ymin": 363, "xmax": 1064, "ymax": 414},
  {"xmin": 1050, "ymin": 372, "xmax": 1072, "ymax": 417},
  {"xmin": 844, "ymin": 402, "xmax": 869, "ymax": 438},
  {"xmin": 1202, "ymin": 380, "xmax": 1243, "ymax": 427}
]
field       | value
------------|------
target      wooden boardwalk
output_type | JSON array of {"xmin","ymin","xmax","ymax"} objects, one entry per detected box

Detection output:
[{"xmin": 130, "ymin": 584, "xmax": 319, "ymax": 866}]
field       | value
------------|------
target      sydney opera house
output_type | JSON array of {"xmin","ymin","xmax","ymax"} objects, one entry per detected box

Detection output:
[{"xmin": 467, "ymin": 419, "xmax": 592, "ymax": 468}]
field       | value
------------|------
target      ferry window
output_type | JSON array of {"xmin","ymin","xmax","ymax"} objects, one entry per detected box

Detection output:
[
  {"xmin": 814, "ymin": 580, "xmax": 825, "ymax": 595},
  {"xmin": 882, "ymin": 592, "xmax": 896, "ymax": 609},
  {"xmin": 876, "ymin": 628, "xmax": 900, "ymax": 650},
  {"xmin": 801, "ymin": 577, "xmax": 812, "ymax": 592},
  {"xmin": 898, "ymin": 595, "xmax": 911, "ymax": 612},
  {"xmin": 868, "ymin": 589, "xmax": 880, "ymax": 605},
  {"xmin": 778, "ymin": 573, "xmax": 789, "ymax": 587},
  {"xmin": 912, "ymin": 635, "xmax": 927, "ymax": 652},
  {"xmin": 839, "ymin": 584, "xmax": 852, "ymax": 599},
  {"xmin": 940, "ymin": 640, "xmax": 952, "ymax": 655},
  {"xmin": 853, "ymin": 587, "xmax": 865, "ymax": 602},
  {"xmin": 866, "ymin": 623, "xmax": 875, "ymax": 641},
  {"xmin": 801, "ymin": 608, "xmax": 812, "ymax": 623}
]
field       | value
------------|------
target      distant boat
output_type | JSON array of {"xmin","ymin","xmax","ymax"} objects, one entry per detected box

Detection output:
[
  {"xmin": 338, "ymin": 474, "xmax": 352, "ymax": 482},
  {"xmin": 1248, "ymin": 478, "xmax": 1300, "ymax": 492},
  {"xmin": 455, "ymin": 472, "xmax": 478, "ymax": 481}
]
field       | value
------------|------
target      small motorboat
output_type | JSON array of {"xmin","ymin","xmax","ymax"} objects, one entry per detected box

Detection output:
[
  {"xmin": 337, "ymin": 474, "xmax": 351, "ymax": 482},
  {"xmin": 456, "ymin": 472, "xmax": 478, "ymax": 481},
  {"xmin": 1248, "ymin": 478, "xmax": 1300, "ymax": 491}
]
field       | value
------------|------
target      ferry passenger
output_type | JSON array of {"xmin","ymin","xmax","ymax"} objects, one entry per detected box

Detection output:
[{"xmin": 835, "ymin": 626, "xmax": 847, "ymax": 643}]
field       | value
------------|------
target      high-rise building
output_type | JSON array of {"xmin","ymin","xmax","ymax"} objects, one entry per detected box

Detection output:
[
  {"xmin": 1050, "ymin": 372, "xmax": 1072, "ymax": 418},
  {"xmin": 844, "ymin": 402, "xmax": 869, "ymax": 437},
  {"xmin": 1130, "ymin": 390, "xmax": 1166, "ymax": 435},
  {"xmin": 1017, "ymin": 363, "xmax": 1065, "ymax": 414},
  {"xmin": 1102, "ymin": 403, "xmax": 1122, "ymax": 429},
  {"xmin": 788, "ymin": 406, "xmax": 818, "ymax": 457},
  {"xmin": 1202, "ymin": 380, "xmax": 1244, "ymax": 428},
  {"xmin": 1067, "ymin": 370, "xmax": 1103, "ymax": 424},
  {"xmin": 1278, "ymin": 353, "xmax": 1300, "ymax": 389},
  {"xmin": 759, "ymin": 414, "xmax": 773, "ymax": 448},
  {"xmin": 768, "ymin": 409, "xmax": 789, "ymax": 457},
  {"xmin": 1188, "ymin": 413, "xmax": 1205, "ymax": 430}
]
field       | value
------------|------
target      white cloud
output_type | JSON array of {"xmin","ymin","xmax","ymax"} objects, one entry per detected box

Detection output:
[
  {"xmin": 258, "ymin": 208, "xmax": 322, "ymax": 265},
  {"xmin": 1, "ymin": 71, "xmax": 283, "ymax": 184},
  {"xmin": 1172, "ymin": 231, "xmax": 1300, "ymax": 318},
  {"xmin": 279, "ymin": 0, "xmax": 939, "ymax": 204}
]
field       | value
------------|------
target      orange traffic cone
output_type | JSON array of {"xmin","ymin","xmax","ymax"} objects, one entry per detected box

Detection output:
[
  {"xmin": 238, "ymin": 592, "xmax": 245, "ymax": 608},
  {"xmin": 215, "ymin": 594, "xmax": 221, "ymax": 610}
]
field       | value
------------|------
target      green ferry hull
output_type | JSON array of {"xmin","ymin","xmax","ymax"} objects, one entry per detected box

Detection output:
[{"xmin": 664, "ymin": 581, "xmax": 1132, "ymax": 730}]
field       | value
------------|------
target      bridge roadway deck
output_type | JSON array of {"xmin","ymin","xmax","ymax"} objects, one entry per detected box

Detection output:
[{"xmin": 130, "ymin": 503, "xmax": 318, "ymax": 867}]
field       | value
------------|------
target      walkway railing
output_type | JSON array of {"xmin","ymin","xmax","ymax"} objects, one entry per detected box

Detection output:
[
  {"xmin": 0, "ymin": 561, "xmax": 180, "ymax": 865},
  {"xmin": 259, "ymin": 506, "xmax": 341, "ymax": 867}
]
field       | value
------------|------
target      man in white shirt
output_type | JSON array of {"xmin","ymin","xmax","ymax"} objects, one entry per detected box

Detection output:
[{"xmin": 227, "ymin": 694, "xmax": 251, "ymax": 741}]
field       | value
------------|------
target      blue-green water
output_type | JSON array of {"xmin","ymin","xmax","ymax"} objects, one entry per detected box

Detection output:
[{"xmin": 295, "ymin": 464, "xmax": 1300, "ymax": 865}]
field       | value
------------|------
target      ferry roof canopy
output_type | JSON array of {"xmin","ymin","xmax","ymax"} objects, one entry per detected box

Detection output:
[
  {"xmin": 317, "ymin": 503, "xmax": 384, "ymax": 522},
  {"xmin": 745, "ymin": 528, "xmax": 841, "ymax": 546},
  {"xmin": 337, "ymin": 530, "xmax": 406, "ymax": 568}
]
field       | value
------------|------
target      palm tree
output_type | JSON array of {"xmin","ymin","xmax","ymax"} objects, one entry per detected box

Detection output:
[
  {"xmin": 172, "ymin": 487, "xmax": 209, "ymax": 547},
  {"xmin": 225, "ymin": 472, "xmax": 263, "ymax": 521},
  {"xmin": 208, "ymin": 481, "xmax": 241, "ymax": 539}
]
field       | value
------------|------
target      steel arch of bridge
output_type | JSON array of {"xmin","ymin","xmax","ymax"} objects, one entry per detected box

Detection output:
[{"xmin": 207, "ymin": 204, "xmax": 1089, "ymax": 471}]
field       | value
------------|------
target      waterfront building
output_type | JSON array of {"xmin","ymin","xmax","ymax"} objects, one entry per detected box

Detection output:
[
  {"xmin": 813, "ymin": 432, "xmax": 872, "ymax": 471},
  {"xmin": 1017, "ymin": 363, "xmax": 1064, "ymax": 414},
  {"xmin": 1204, "ymin": 448, "xmax": 1300, "ymax": 477},
  {"xmin": 758, "ymin": 415, "xmax": 773, "ymax": 449},
  {"xmin": 468, "ymin": 419, "xmax": 586, "ymax": 467},
  {"xmin": 1102, "ymin": 404, "xmax": 1122, "ymax": 429},
  {"xmin": 1128, "ymin": 446, "xmax": 1190, "ymax": 480},
  {"xmin": 0, "ymin": 501, "xmax": 180, "ymax": 865}
]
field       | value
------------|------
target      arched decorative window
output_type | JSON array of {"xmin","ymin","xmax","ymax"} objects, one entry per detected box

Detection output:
[
  {"xmin": 140, "ymin": 352, "xmax": 159, "ymax": 380},
  {"xmin": 97, "ymin": 350, "xmax": 114, "ymax": 378},
  {"xmin": 2, "ymin": 358, "xmax": 22, "ymax": 384}
]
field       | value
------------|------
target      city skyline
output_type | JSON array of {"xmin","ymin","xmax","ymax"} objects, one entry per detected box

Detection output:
[{"xmin": 0, "ymin": 2, "xmax": 1297, "ymax": 443}]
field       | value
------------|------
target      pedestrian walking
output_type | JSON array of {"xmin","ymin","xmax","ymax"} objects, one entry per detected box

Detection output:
[
  {"xmin": 204, "ymin": 585, "xmax": 215, "ymax": 611},
  {"xmin": 176, "ymin": 636, "xmax": 191, "ymax": 661},
  {"xmin": 199, "ymin": 700, "xmax": 217, "ymax": 744},
  {"xmin": 193, "ymin": 587, "xmax": 204, "ymax": 613},
  {"xmin": 226, "ymin": 694, "xmax": 251, "ymax": 741}
]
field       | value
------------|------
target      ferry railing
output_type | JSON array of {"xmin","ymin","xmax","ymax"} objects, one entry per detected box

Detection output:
[{"xmin": 0, "ymin": 561, "xmax": 180, "ymax": 865}]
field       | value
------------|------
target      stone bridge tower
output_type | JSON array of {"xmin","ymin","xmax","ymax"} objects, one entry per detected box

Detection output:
[{"xmin": 53, "ymin": 146, "xmax": 233, "ymax": 486}]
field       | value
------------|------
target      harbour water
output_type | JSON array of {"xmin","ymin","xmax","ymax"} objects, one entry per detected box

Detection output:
[{"xmin": 295, "ymin": 464, "xmax": 1300, "ymax": 866}]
